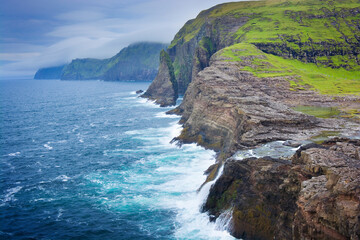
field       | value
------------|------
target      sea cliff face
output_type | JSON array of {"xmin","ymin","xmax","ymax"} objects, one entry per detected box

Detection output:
[
  {"xmin": 144, "ymin": 0, "xmax": 360, "ymax": 239},
  {"xmin": 141, "ymin": 50, "xmax": 178, "ymax": 106}
]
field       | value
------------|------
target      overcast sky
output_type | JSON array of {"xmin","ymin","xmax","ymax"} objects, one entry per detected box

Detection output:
[{"xmin": 0, "ymin": 0, "xmax": 236, "ymax": 78}]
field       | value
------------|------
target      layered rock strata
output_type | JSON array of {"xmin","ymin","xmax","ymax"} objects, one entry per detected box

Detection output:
[{"xmin": 174, "ymin": 52, "xmax": 360, "ymax": 156}]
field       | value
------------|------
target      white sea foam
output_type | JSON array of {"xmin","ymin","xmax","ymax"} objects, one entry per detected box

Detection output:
[
  {"xmin": 8, "ymin": 152, "xmax": 20, "ymax": 157},
  {"xmin": 154, "ymin": 111, "xmax": 180, "ymax": 119},
  {"xmin": 87, "ymin": 112, "xmax": 234, "ymax": 238},
  {"xmin": 135, "ymin": 97, "xmax": 160, "ymax": 108},
  {"xmin": 44, "ymin": 143, "xmax": 53, "ymax": 150},
  {"xmin": 54, "ymin": 175, "xmax": 71, "ymax": 182},
  {"xmin": 56, "ymin": 208, "xmax": 64, "ymax": 221},
  {"xmin": 2, "ymin": 186, "xmax": 23, "ymax": 204},
  {"xmin": 134, "ymin": 122, "xmax": 234, "ymax": 239},
  {"xmin": 124, "ymin": 96, "xmax": 137, "ymax": 100}
]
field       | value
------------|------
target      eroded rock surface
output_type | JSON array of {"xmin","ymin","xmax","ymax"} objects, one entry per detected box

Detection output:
[
  {"xmin": 174, "ymin": 53, "xmax": 360, "ymax": 155},
  {"xmin": 204, "ymin": 138, "xmax": 360, "ymax": 240}
]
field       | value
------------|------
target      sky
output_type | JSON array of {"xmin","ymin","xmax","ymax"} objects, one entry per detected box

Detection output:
[{"xmin": 0, "ymin": 0, "xmax": 235, "ymax": 79}]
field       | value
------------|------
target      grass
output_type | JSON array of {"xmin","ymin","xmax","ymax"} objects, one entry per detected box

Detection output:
[
  {"xmin": 165, "ymin": 0, "xmax": 360, "ymax": 98},
  {"xmin": 220, "ymin": 43, "xmax": 360, "ymax": 95}
]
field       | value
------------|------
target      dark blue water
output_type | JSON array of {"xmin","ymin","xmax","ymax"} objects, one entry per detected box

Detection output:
[{"xmin": 0, "ymin": 80, "xmax": 234, "ymax": 240}]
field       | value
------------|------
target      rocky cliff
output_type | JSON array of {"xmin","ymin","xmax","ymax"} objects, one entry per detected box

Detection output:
[
  {"xmin": 144, "ymin": 0, "xmax": 360, "ymax": 106},
  {"xmin": 141, "ymin": 50, "xmax": 178, "ymax": 106},
  {"xmin": 144, "ymin": 0, "xmax": 360, "ymax": 239},
  {"xmin": 173, "ymin": 40, "xmax": 360, "ymax": 240},
  {"xmin": 204, "ymin": 138, "xmax": 360, "ymax": 240},
  {"xmin": 174, "ymin": 44, "xmax": 360, "ymax": 156}
]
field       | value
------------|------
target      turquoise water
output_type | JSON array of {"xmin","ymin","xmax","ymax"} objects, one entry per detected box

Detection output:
[{"xmin": 0, "ymin": 80, "xmax": 234, "ymax": 240}]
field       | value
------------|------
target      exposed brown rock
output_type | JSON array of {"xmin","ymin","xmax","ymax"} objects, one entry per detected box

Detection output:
[
  {"xmin": 204, "ymin": 139, "xmax": 360, "ymax": 240},
  {"xmin": 174, "ymin": 53, "xmax": 360, "ymax": 155},
  {"xmin": 292, "ymin": 139, "xmax": 360, "ymax": 240}
]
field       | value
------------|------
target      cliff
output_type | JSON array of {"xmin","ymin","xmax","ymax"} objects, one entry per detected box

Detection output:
[
  {"xmin": 34, "ymin": 65, "xmax": 66, "ymax": 79},
  {"xmin": 34, "ymin": 42, "xmax": 167, "ymax": 81},
  {"xmin": 204, "ymin": 138, "xmax": 360, "ymax": 240},
  {"xmin": 102, "ymin": 42, "xmax": 168, "ymax": 81},
  {"xmin": 61, "ymin": 42, "xmax": 167, "ymax": 80},
  {"xmin": 61, "ymin": 58, "xmax": 107, "ymax": 80},
  {"xmin": 141, "ymin": 50, "xmax": 178, "ymax": 106},
  {"xmin": 145, "ymin": 0, "xmax": 360, "ymax": 106},
  {"xmin": 145, "ymin": 0, "xmax": 360, "ymax": 239},
  {"xmin": 175, "ymin": 44, "xmax": 360, "ymax": 156}
]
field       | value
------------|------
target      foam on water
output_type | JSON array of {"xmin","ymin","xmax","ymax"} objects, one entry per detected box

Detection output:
[
  {"xmin": 80, "ymin": 94, "xmax": 233, "ymax": 238},
  {"xmin": 7, "ymin": 152, "xmax": 20, "ymax": 157},
  {"xmin": 44, "ymin": 143, "xmax": 53, "ymax": 150},
  {"xmin": 87, "ymin": 115, "xmax": 235, "ymax": 239},
  {"xmin": 154, "ymin": 111, "xmax": 180, "ymax": 119},
  {"xmin": 2, "ymin": 186, "xmax": 23, "ymax": 204},
  {"xmin": 54, "ymin": 175, "xmax": 71, "ymax": 182}
]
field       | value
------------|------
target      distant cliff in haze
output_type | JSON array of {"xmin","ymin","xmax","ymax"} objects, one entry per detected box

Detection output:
[
  {"xmin": 34, "ymin": 65, "xmax": 66, "ymax": 79},
  {"xmin": 34, "ymin": 42, "xmax": 168, "ymax": 81}
]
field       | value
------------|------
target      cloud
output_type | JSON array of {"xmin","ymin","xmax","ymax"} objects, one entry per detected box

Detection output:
[
  {"xmin": 0, "ymin": 0, "xmax": 237, "ymax": 78},
  {"xmin": 0, "ymin": 53, "xmax": 41, "ymax": 61},
  {"xmin": 56, "ymin": 10, "xmax": 105, "ymax": 22}
]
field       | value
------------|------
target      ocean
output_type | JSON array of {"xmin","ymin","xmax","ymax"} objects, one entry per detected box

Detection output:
[{"xmin": 0, "ymin": 80, "xmax": 235, "ymax": 240}]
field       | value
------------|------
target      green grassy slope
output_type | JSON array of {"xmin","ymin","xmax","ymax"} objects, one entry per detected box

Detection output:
[
  {"xmin": 103, "ymin": 42, "xmax": 167, "ymax": 80},
  {"xmin": 168, "ymin": 0, "xmax": 360, "ymax": 95},
  {"xmin": 219, "ymin": 43, "xmax": 360, "ymax": 95},
  {"xmin": 61, "ymin": 58, "xmax": 108, "ymax": 80}
]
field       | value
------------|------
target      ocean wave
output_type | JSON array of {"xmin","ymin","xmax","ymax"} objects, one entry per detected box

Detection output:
[
  {"xmin": 54, "ymin": 175, "xmax": 71, "ymax": 182},
  {"xmin": 2, "ymin": 186, "xmax": 23, "ymax": 204},
  {"xmin": 44, "ymin": 143, "xmax": 53, "ymax": 150},
  {"xmin": 7, "ymin": 152, "xmax": 20, "ymax": 157},
  {"xmin": 154, "ymin": 111, "xmax": 180, "ymax": 119}
]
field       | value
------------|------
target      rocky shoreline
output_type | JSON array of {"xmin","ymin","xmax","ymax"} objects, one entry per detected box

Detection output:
[
  {"xmin": 167, "ymin": 51, "xmax": 360, "ymax": 239},
  {"xmin": 141, "ymin": 0, "xmax": 360, "ymax": 239},
  {"xmin": 169, "ymin": 52, "xmax": 360, "ymax": 239}
]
